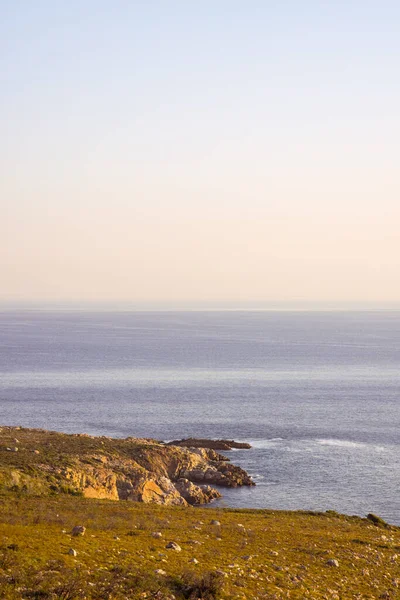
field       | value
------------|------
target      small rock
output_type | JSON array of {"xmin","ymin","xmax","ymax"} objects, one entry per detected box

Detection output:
[
  {"xmin": 152, "ymin": 532, "xmax": 162, "ymax": 538},
  {"xmin": 71, "ymin": 525, "xmax": 86, "ymax": 537},
  {"xmin": 166, "ymin": 541, "xmax": 181, "ymax": 552},
  {"xmin": 155, "ymin": 569, "xmax": 167, "ymax": 576},
  {"xmin": 114, "ymin": 536, "xmax": 120, "ymax": 540},
  {"xmin": 215, "ymin": 570, "xmax": 228, "ymax": 578},
  {"xmin": 270, "ymin": 550, "xmax": 279, "ymax": 556},
  {"xmin": 241, "ymin": 555, "xmax": 252, "ymax": 561},
  {"xmin": 33, "ymin": 450, "xmax": 40, "ymax": 454},
  {"xmin": 326, "ymin": 559, "xmax": 339, "ymax": 567},
  {"xmin": 7, "ymin": 544, "xmax": 19, "ymax": 551},
  {"xmin": 210, "ymin": 520, "xmax": 221, "ymax": 526},
  {"xmin": 68, "ymin": 548, "xmax": 77, "ymax": 556},
  {"xmin": 189, "ymin": 558, "xmax": 199, "ymax": 564}
]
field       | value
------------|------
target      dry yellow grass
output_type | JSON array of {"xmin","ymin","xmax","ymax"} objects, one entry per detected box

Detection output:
[{"xmin": 0, "ymin": 493, "xmax": 399, "ymax": 599}]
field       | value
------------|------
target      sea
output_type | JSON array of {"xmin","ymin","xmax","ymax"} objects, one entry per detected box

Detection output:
[{"xmin": 0, "ymin": 309, "xmax": 399, "ymax": 524}]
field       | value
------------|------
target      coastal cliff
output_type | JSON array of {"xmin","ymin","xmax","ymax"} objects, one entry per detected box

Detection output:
[{"xmin": 0, "ymin": 426, "xmax": 253, "ymax": 506}]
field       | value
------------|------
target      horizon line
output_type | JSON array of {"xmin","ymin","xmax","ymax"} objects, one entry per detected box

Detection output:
[{"xmin": 1, "ymin": 300, "xmax": 400, "ymax": 313}]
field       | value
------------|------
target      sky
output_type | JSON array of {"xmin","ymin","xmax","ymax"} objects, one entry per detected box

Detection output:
[{"xmin": 1, "ymin": 1, "xmax": 400, "ymax": 306}]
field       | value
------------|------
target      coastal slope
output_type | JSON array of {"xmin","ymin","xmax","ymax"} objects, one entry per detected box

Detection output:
[
  {"xmin": 0, "ymin": 427, "xmax": 253, "ymax": 506},
  {"xmin": 0, "ymin": 427, "xmax": 399, "ymax": 598}
]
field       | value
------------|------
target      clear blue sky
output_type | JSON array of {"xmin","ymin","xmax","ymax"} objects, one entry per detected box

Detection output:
[{"xmin": 1, "ymin": 1, "xmax": 399, "ymax": 304}]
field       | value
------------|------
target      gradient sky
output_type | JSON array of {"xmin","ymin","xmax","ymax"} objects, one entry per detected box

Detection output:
[{"xmin": 1, "ymin": 1, "xmax": 399, "ymax": 305}]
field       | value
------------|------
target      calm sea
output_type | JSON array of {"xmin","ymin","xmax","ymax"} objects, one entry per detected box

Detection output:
[{"xmin": 0, "ymin": 309, "xmax": 399, "ymax": 524}]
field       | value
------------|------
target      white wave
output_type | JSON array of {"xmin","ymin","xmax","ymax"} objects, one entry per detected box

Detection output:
[
  {"xmin": 250, "ymin": 473, "xmax": 265, "ymax": 480},
  {"xmin": 249, "ymin": 438, "xmax": 284, "ymax": 449},
  {"xmin": 374, "ymin": 446, "xmax": 386, "ymax": 453},
  {"xmin": 316, "ymin": 439, "xmax": 366, "ymax": 449}
]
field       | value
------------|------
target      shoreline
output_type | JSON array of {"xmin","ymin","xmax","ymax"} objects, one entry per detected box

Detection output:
[{"xmin": 1, "ymin": 425, "xmax": 397, "ymax": 527}]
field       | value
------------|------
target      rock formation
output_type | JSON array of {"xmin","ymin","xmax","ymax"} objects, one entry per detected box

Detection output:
[
  {"xmin": 166, "ymin": 438, "xmax": 252, "ymax": 450},
  {"xmin": 0, "ymin": 426, "xmax": 254, "ymax": 506}
]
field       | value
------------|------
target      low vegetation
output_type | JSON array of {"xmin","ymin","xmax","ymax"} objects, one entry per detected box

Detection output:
[
  {"xmin": 1, "ymin": 427, "xmax": 399, "ymax": 598},
  {"xmin": 1, "ymin": 489, "xmax": 399, "ymax": 598}
]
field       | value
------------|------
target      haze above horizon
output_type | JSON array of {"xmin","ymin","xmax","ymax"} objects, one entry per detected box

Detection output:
[{"xmin": 2, "ymin": 2, "xmax": 399, "ymax": 303}]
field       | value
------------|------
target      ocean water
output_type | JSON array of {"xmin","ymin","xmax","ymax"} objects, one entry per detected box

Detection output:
[{"xmin": 0, "ymin": 309, "xmax": 399, "ymax": 524}]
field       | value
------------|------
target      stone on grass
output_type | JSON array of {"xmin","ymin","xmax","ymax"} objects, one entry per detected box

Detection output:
[
  {"xmin": 155, "ymin": 569, "xmax": 167, "ymax": 576},
  {"xmin": 326, "ymin": 559, "xmax": 339, "ymax": 567},
  {"xmin": 189, "ymin": 558, "xmax": 199, "ymax": 564},
  {"xmin": 152, "ymin": 532, "xmax": 163, "ymax": 539},
  {"xmin": 210, "ymin": 520, "xmax": 221, "ymax": 526},
  {"xmin": 71, "ymin": 525, "xmax": 86, "ymax": 536},
  {"xmin": 68, "ymin": 548, "xmax": 77, "ymax": 556},
  {"xmin": 166, "ymin": 541, "xmax": 181, "ymax": 551}
]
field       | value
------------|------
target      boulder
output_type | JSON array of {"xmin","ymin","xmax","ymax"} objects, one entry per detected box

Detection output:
[
  {"xmin": 152, "ymin": 532, "xmax": 163, "ymax": 539},
  {"xmin": 174, "ymin": 478, "xmax": 221, "ymax": 505},
  {"xmin": 326, "ymin": 559, "xmax": 339, "ymax": 567},
  {"xmin": 71, "ymin": 525, "xmax": 86, "ymax": 537},
  {"xmin": 166, "ymin": 541, "xmax": 181, "ymax": 552}
]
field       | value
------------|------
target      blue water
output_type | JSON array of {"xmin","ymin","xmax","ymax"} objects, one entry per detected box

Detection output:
[{"xmin": 0, "ymin": 309, "xmax": 399, "ymax": 524}]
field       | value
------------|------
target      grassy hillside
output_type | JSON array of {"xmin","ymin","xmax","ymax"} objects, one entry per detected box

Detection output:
[{"xmin": 0, "ymin": 492, "xmax": 399, "ymax": 599}]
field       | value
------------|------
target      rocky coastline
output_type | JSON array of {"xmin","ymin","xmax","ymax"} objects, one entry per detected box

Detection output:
[
  {"xmin": 166, "ymin": 438, "xmax": 252, "ymax": 450},
  {"xmin": 0, "ymin": 426, "xmax": 254, "ymax": 506}
]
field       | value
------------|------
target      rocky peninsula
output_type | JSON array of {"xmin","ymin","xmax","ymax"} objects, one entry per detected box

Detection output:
[{"xmin": 0, "ymin": 426, "xmax": 254, "ymax": 506}]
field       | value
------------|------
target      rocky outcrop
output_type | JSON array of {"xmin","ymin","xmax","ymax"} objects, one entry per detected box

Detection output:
[
  {"xmin": 0, "ymin": 426, "xmax": 254, "ymax": 506},
  {"xmin": 179, "ymin": 460, "xmax": 254, "ymax": 488},
  {"xmin": 117, "ymin": 476, "xmax": 187, "ymax": 505},
  {"xmin": 167, "ymin": 438, "xmax": 252, "ymax": 450},
  {"xmin": 174, "ymin": 478, "xmax": 222, "ymax": 505}
]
